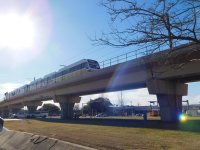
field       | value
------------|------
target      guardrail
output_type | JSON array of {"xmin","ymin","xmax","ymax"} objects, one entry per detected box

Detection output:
[
  {"xmin": 98, "ymin": 41, "xmax": 185, "ymax": 68},
  {"xmin": 99, "ymin": 45, "xmax": 161, "ymax": 68}
]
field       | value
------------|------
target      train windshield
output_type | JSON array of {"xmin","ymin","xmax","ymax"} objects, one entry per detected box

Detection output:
[{"xmin": 88, "ymin": 60, "xmax": 100, "ymax": 69}]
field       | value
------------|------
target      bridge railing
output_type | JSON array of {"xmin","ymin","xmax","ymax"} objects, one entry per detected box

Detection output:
[
  {"xmin": 99, "ymin": 45, "xmax": 161, "ymax": 68},
  {"xmin": 99, "ymin": 41, "xmax": 184, "ymax": 68}
]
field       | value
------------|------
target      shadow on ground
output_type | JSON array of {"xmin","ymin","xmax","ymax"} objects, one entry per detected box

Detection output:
[{"xmin": 36, "ymin": 117, "xmax": 200, "ymax": 133}]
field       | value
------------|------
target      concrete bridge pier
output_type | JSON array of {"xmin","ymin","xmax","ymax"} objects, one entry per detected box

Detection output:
[
  {"xmin": 25, "ymin": 101, "xmax": 42, "ymax": 114},
  {"xmin": 0, "ymin": 110, "xmax": 4, "ymax": 118},
  {"xmin": 1, "ymin": 108, "xmax": 9, "ymax": 118},
  {"xmin": 8, "ymin": 104, "xmax": 23, "ymax": 115},
  {"xmin": 147, "ymin": 79, "xmax": 188, "ymax": 122},
  {"xmin": 2, "ymin": 111, "xmax": 9, "ymax": 118},
  {"xmin": 54, "ymin": 95, "xmax": 81, "ymax": 119},
  {"xmin": 27, "ymin": 106, "xmax": 37, "ymax": 114},
  {"xmin": 8, "ymin": 108, "xmax": 21, "ymax": 116}
]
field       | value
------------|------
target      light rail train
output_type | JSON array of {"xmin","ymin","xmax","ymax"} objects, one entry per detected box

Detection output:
[{"xmin": 4, "ymin": 59, "xmax": 100, "ymax": 100}]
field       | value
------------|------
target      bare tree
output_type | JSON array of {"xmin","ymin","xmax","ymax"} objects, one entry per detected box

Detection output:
[
  {"xmin": 74, "ymin": 103, "xmax": 80, "ymax": 111},
  {"xmin": 95, "ymin": 0, "xmax": 200, "ymax": 50}
]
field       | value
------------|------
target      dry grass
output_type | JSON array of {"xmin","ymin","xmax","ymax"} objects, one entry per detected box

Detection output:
[{"xmin": 4, "ymin": 118, "xmax": 200, "ymax": 150}]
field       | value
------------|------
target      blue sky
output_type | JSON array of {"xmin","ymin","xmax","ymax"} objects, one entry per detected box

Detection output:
[{"xmin": 0, "ymin": 0, "xmax": 199, "ymax": 106}]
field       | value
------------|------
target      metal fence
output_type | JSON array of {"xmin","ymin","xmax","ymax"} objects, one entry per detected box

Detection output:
[
  {"xmin": 99, "ymin": 45, "xmax": 161, "ymax": 68},
  {"xmin": 98, "ymin": 41, "xmax": 186, "ymax": 69}
]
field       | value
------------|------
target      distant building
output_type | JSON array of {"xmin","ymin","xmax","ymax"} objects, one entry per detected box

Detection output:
[{"xmin": 183, "ymin": 104, "xmax": 200, "ymax": 116}]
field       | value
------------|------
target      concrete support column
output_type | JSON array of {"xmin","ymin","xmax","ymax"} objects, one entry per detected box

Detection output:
[
  {"xmin": 157, "ymin": 94, "xmax": 182, "ymax": 122},
  {"xmin": 8, "ymin": 104, "xmax": 23, "ymax": 115},
  {"xmin": 25, "ymin": 101, "xmax": 42, "ymax": 114},
  {"xmin": 2, "ymin": 109, "xmax": 9, "ymax": 118},
  {"xmin": 27, "ymin": 106, "xmax": 37, "ymax": 114},
  {"xmin": 147, "ymin": 79, "xmax": 188, "ymax": 122},
  {"xmin": 59, "ymin": 102, "xmax": 75, "ymax": 119},
  {"xmin": 54, "ymin": 95, "xmax": 81, "ymax": 120}
]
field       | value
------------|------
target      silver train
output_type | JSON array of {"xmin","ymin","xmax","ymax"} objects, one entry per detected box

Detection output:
[{"xmin": 4, "ymin": 59, "xmax": 100, "ymax": 100}]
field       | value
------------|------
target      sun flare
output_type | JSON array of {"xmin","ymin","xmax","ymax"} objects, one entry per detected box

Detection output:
[
  {"xmin": 179, "ymin": 114, "xmax": 188, "ymax": 123},
  {"xmin": 0, "ymin": 13, "xmax": 35, "ymax": 50}
]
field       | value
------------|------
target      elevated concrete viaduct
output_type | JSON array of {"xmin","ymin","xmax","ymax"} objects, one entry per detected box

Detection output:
[{"xmin": 0, "ymin": 42, "xmax": 200, "ymax": 122}]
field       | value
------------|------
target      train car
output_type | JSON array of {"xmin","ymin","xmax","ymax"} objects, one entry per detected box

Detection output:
[
  {"xmin": 56, "ymin": 59, "xmax": 100, "ymax": 82},
  {"xmin": 4, "ymin": 92, "xmax": 9, "ymax": 100},
  {"xmin": 13, "ymin": 90, "xmax": 17, "ymax": 96},
  {"xmin": 42, "ymin": 72, "xmax": 57, "ymax": 86},
  {"xmin": 3, "ymin": 59, "xmax": 100, "ymax": 100},
  {"xmin": 9, "ymin": 92, "xmax": 13, "ymax": 99},
  {"xmin": 87, "ymin": 59, "xmax": 100, "ymax": 70},
  {"xmin": 6, "ymin": 84, "xmax": 30, "ymax": 100},
  {"xmin": 24, "ymin": 84, "xmax": 30, "ymax": 93},
  {"xmin": 29, "ymin": 80, "xmax": 36, "ymax": 91},
  {"xmin": 29, "ymin": 78, "xmax": 42, "ymax": 91},
  {"xmin": 35, "ymin": 78, "xmax": 43, "ymax": 89},
  {"xmin": 18, "ymin": 84, "xmax": 28, "ymax": 95},
  {"xmin": 6, "ymin": 92, "xmax": 12, "ymax": 100}
]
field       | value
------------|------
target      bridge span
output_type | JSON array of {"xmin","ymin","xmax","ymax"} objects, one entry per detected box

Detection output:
[{"xmin": 0, "ymin": 42, "xmax": 200, "ymax": 122}]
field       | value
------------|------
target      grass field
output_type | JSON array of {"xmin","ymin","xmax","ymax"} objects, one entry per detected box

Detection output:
[{"xmin": 4, "ymin": 117, "xmax": 200, "ymax": 150}]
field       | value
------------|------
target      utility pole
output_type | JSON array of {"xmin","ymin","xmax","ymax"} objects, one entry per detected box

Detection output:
[{"xmin": 120, "ymin": 91, "xmax": 124, "ymax": 106}]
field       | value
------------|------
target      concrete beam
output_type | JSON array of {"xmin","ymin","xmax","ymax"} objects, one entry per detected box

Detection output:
[
  {"xmin": 8, "ymin": 108, "xmax": 21, "ymax": 114},
  {"xmin": 54, "ymin": 95, "xmax": 81, "ymax": 103},
  {"xmin": 8, "ymin": 104, "xmax": 23, "ymax": 109},
  {"xmin": 146, "ymin": 79, "xmax": 188, "ymax": 95},
  {"xmin": 24, "ymin": 101, "xmax": 42, "ymax": 107}
]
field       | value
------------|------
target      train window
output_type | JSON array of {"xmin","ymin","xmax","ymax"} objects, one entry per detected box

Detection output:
[
  {"xmin": 63, "ymin": 69, "xmax": 69, "ymax": 75},
  {"xmin": 75, "ymin": 64, "xmax": 82, "ymax": 71},
  {"xmin": 56, "ymin": 72, "xmax": 62, "ymax": 77},
  {"xmin": 50, "ymin": 76, "xmax": 54, "ymax": 80},
  {"xmin": 79, "ymin": 64, "xmax": 83, "ymax": 69},
  {"xmin": 69, "ymin": 67, "xmax": 73, "ymax": 73},
  {"xmin": 70, "ymin": 67, "xmax": 74, "ymax": 72},
  {"xmin": 72, "ymin": 66, "xmax": 76, "ymax": 72},
  {"xmin": 75, "ymin": 65, "xmax": 81, "ymax": 71},
  {"xmin": 74, "ymin": 65, "xmax": 78, "ymax": 71},
  {"xmin": 79, "ymin": 65, "xmax": 81, "ymax": 69},
  {"xmin": 88, "ymin": 60, "xmax": 100, "ymax": 69},
  {"xmin": 81, "ymin": 62, "xmax": 88, "ymax": 69}
]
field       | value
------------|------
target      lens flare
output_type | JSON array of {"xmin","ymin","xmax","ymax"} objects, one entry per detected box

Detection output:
[
  {"xmin": 0, "ymin": 13, "xmax": 35, "ymax": 49},
  {"xmin": 179, "ymin": 114, "xmax": 188, "ymax": 122}
]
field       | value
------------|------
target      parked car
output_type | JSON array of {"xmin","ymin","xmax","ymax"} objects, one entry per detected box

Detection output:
[
  {"xmin": 95, "ymin": 113, "xmax": 107, "ymax": 117},
  {"xmin": 11, "ymin": 111, "xmax": 48, "ymax": 119},
  {"xmin": 73, "ymin": 113, "xmax": 81, "ymax": 119},
  {"xmin": 0, "ymin": 117, "xmax": 4, "ymax": 131},
  {"xmin": 29, "ymin": 111, "xmax": 48, "ymax": 118},
  {"xmin": 12, "ymin": 112, "xmax": 28, "ymax": 118},
  {"xmin": 135, "ymin": 113, "xmax": 144, "ymax": 117}
]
